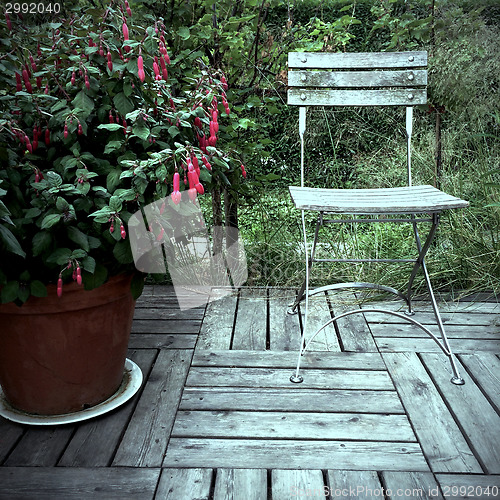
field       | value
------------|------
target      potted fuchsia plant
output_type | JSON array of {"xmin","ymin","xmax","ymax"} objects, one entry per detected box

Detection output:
[{"xmin": 0, "ymin": 1, "xmax": 243, "ymax": 419}]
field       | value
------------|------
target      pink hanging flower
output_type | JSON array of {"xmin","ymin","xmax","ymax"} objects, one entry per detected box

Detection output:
[
  {"xmin": 137, "ymin": 56, "xmax": 145, "ymax": 82},
  {"xmin": 122, "ymin": 22, "xmax": 129, "ymax": 40}
]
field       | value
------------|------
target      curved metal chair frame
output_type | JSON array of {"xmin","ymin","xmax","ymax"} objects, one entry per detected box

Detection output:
[{"xmin": 287, "ymin": 51, "xmax": 468, "ymax": 385}]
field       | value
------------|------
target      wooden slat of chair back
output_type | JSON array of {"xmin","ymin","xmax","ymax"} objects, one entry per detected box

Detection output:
[{"xmin": 288, "ymin": 51, "xmax": 427, "ymax": 107}]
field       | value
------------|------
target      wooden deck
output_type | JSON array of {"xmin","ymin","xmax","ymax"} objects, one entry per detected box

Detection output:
[{"xmin": 0, "ymin": 286, "xmax": 499, "ymax": 499}]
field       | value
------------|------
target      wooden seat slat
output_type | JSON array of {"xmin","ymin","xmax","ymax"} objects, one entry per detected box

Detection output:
[{"xmin": 289, "ymin": 185, "xmax": 469, "ymax": 214}]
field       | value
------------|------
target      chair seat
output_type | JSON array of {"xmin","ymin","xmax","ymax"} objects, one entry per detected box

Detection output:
[{"xmin": 289, "ymin": 184, "xmax": 468, "ymax": 214}]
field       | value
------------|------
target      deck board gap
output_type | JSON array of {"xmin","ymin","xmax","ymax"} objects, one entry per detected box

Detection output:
[
  {"xmin": 228, "ymin": 288, "xmax": 241, "ymax": 351},
  {"xmin": 417, "ymin": 352, "xmax": 489, "ymax": 474},
  {"xmin": 457, "ymin": 355, "xmax": 500, "ymax": 418}
]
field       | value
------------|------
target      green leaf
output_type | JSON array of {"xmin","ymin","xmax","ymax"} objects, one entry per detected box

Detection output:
[
  {"xmin": 33, "ymin": 231, "xmax": 52, "ymax": 256},
  {"xmin": 109, "ymin": 195, "xmax": 123, "ymax": 212},
  {"xmin": 56, "ymin": 196, "xmax": 70, "ymax": 212},
  {"xmin": 132, "ymin": 124, "xmax": 150, "ymax": 141},
  {"xmin": 107, "ymin": 169, "xmax": 123, "ymax": 192},
  {"xmin": 81, "ymin": 255, "xmax": 96, "ymax": 273},
  {"xmin": 82, "ymin": 263, "xmax": 108, "ymax": 290},
  {"xmin": 72, "ymin": 90, "xmax": 94, "ymax": 119},
  {"xmin": 168, "ymin": 125, "xmax": 180, "ymax": 138},
  {"xmin": 67, "ymin": 226, "xmax": 90, "ymax": 252},
  {"xmin": 113, "ymin": 92, "xmax": 134, "ymax": 116},
  {"xmin": 97, "ymin": 123, "xmax": 123, "ymax": 131},
  {"xmin": 178, "ymin": 27, "xmax": 190, "ymax": 40},
  {"xmin": 131, "ymin": 273, "xmax": 145, "ymax": 300},
  {"xmin": 31, "ymin": 280, "xmax": 48, "ymax": 298},
  {"xmin": 113, "ymin": 241, "xmax": 134, "ymax": 264},
  {"xmin": 1, "ymin": 281, "xmax": 19, "ymax": 304},
  {"xmin": 104, "ymin": 140, "xmax": 123, "ymax": 154},
  {"xmin": 46, "ymin": 247, "xmax": 72, "ymax": 265},
  {"xmin": 0, "ymin": 225, "xmax": 26, "ymax": 257},
  {"xmin": 41, "ymin": 213, "xmax": 62, "ymax": 229}
]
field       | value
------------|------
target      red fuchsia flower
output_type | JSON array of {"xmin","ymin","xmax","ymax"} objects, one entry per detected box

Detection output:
[
  {"xmin": 5, "ymin": 12, "xmax": 12, "ymax": 31},
  {"xmin": 22, "ymin": 69, "xmax": 32, "ymax": 93},
  {"xmin": 191, "ymin": 155, "xmax": 200, "ymax": 177},
  {"xmin": 109, "ymin": 110, "xmax": 114, "ymax": 124},
  {"xmin": 159, "ymin": 57, "xmax": 168, "ymax": 80},
  {"xmin": 221, "ymin": 75, "xmax": 228, "ymax": 91},
  {"xmin": 125, "ymin": 0, "xmax": 132, "ymax": 16},
  {"xmin": 195, "ymin": 182, "xmax": 204, "ymax": 194},
  {"xmin": 15, "ymin": 72, "xmax": 22, "ymax": 92},
  {"xmin": 57, "ymin": 274, "xmax": 63, "ymax": 298},
  {"xmin": 241, "ymin": 164, "xmax": 247, "ymax": 178},
  {"xmin": 76, "ymin": 266, "xmax": 82, "ymax": 285},
  {"xmin": 110, "ymin": 221, "xmax": 114, "ymax": 233},
  {"xmin": 137, "ymin": 55, "xmax": 145, "ymax": 82},
  {"xmin": 36, "ymin": 76, "xmax": 42, "ymax": 88},
  {"xmin": 45, "ymin": 128, "xmax": 50, "ymax": 145},
  {"xmin": 153, "ymin": 61, "xmax": 160, "ymax": 80},
  {"xmin": 171, "ymin": 172, "xmax": 182, "ymax": 204},
  {"xmin": 84, "ymin": 71, "xmax": 90, "ymax": 89},
  {"xmin": 29, "ymin": 55, "xmax": 37, "ymax": 72},
  {"xmin": 44, "ymin": 83, "xmax": 49, "ymax": 94},
  {"xmin": 156, "ymin": 227, "xmax": 165, "ymax": 242},
  {"xmin": 120, "ymin": 222, "xmax": 126, "ymax": 239},
  {"xmin": 122, "ymin": 22, "xmax": 129, "ymax": 40},
  {"xmin": 208, "ymin": 134, "xmax": 217, "ymax": 147},
  {"xmin": 64, "ymin": 123, "xmax": 68, "ymax": 139},
  {"xmin": 78, "ymin": 123, "xmax": 83, "ymax": 135},
  {"xmin": 107, "ymin": 51, "xmax": 113, "ymax": 71},
  {"xmin": 201, "ymin": 155, "xmax": 212, "ymax": 171},
  {"xmin": 71, "ymin": 71, "xmax": 76, "ymax": 85}
]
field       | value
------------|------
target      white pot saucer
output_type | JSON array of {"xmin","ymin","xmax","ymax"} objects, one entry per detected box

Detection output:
[{"xmin": 0, "ymin": 358, "xmax": 142, "ymax": 426}]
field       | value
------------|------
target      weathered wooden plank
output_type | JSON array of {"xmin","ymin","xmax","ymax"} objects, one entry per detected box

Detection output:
[
  {"xmin": 381, "ymin": 471, "xmax": 443, "ymax": 499},
  {"xmin": 4, "ymin": 425, "xmax": 74, "ymax": 467},
  {"xmin": 179, "ymin": 387, "xmax": 405, "ymax": 414},
  {"xmin": 213, "ymin": 469, "xmax": 267, "ymax": 500},
  {"xmin": 0, "ymin": 467, "xmax": 160, "ymax": 500},
  {"xmin": 58, "ymin": 349, "xmax": 156, "ymax": 467},
  {"xmin": 191, "ymin": 350, "xmax": 386, "ymax": 370},
  {"xmin": 232, "ymin": 288, "xmax": 267, "ymax": 350},
  {"xmin": 196, "ymin": 288, "xmax": 238, "ymax": 350},
  {"xmin": 112, "ymin": 349, "xmax": 192, "ymax": 467},
  {"xmin": 326, "ymin": 470, "xmax": 383, "ymax": 499},
  {"xmin": 129, "ymin": 333, "xmax": 198, "ymax": 349},
  {"xmin": 0, "ymin": 419, "xmax": 24, "ymax": 464},
  {"xmin": 289, "ymin": 185, "xmax": 468, "ymax": 213},
  {"xmin": 288, "ymin": 87, "xmax": 427, "ymax": 107},
  {"xmin": 288, "ymin": 69, "xmax": 427, "ymax": 88},
  {"xmin": 435, "ymin": 473, "xmax": 500, "ymax": 499},
  {"xmin": 269, "ymin": 288, "xmax": 302, "ymax": 351},
  {"xmin": 272, "ymin": 469, "xmax": 324, "ymax": 500},
  {"xmin": 459, "ymin": 353, "xmax": 500, "ymax": 413},
  {"xmin": 155, "ymin": 468, "xmax": 212, "ymax": 500},
  {"xmin": 133, "ymin": 307, "xmax": 205, "ymax": 320},
  {"xmin": 421, "ymin": 353, "xmax": 500, "ymax": 474},
  {"xmin": 186, "ymin": 367, "xmax": 393, "ymax": 390},
  {"xmin": 376, "ymin": 338, "xmax": 500, "ymax": 353},
  {"xmin": 382, "ymin": 352, "xmax": 482, "ymax": 473},
  {"xmin": 331, "ymin": 292, "xmax": 378, "ymax": 352},
  {"xmin": 163, "ymin": 438, "xmax": 429, "ymax": 471},
  {"xmin": 172, "ymin": 411, "xmax": 416, "ymax": 441},
  {"xmin": 301, "ymin": 292, "xmax": 341, "ymax": 352},
  {"xmin": 370, "ymin": 324, "xmax": 499, "ymax": 338},
  {"xmin": 131, "ymin": 319, "xmax": 201, "ymax": 334},
  {"xmin": 288, "ymin": 51, "xmax": 428, "ymax": 69},
  {"xmin": 363, "ymin": 299, "xmax": 500, "ymax": 315},
  {"xmin": 365, "ymin": 311, "xmax": 499, "ymax": 327}
]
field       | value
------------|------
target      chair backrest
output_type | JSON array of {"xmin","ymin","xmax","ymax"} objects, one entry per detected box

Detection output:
[{"xmin": 287, "ymin": 51, "xmax": 428, "ymax": 186}]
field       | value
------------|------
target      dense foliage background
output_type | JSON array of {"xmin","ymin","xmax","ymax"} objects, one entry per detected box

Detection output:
[{"xmin": 5, "ymin": 0, "xmax": 500, "ymax": 295}]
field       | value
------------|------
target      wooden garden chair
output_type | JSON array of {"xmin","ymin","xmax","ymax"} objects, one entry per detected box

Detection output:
[{"xmin": 287, "ymin": 51, "xmax": 468, "ymax": 385}]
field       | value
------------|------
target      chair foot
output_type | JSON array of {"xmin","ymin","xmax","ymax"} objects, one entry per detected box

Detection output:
[
  {"xmin": 287, "ymin": 306, "xmax": 298, "ymax": 315},
  {"xmin": 451, "ymin": 376, "xmax": 465, "ymax": 386},
  {"xmin": 290, "ymin": 374, "xmax": 303, "ymax": 383},
  {"xmin": 404, "ymin": 309, "xmax": 415, "ymax": 316}
]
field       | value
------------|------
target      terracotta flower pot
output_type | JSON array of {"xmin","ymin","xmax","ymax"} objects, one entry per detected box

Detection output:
[{"xmin": 0, "ymin": 274, "xmax": 136, "ymax": 415}]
